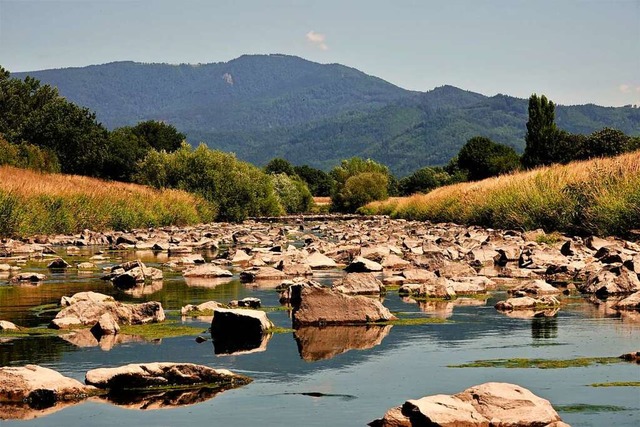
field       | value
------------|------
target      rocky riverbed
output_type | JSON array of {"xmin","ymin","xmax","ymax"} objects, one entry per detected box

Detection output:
[{"xmin": 1, "ymin": 217, "xmax": 639, "ymax": 425}]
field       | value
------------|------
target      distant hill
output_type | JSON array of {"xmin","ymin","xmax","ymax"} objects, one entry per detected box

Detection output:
[{"xmin": 15, "ymin": 55, "xmax": 640, "ymax": 176}]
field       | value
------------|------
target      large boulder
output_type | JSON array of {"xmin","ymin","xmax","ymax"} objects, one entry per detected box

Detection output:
[
  {"xmin": 101, "ymin": 260, "xmax": 163, "ymax": 290},
  {"xmin": 0, "ymin": 365, "xmax": 98, "ymax": 406},
  {"xmin": 345, "ymin": 256, "xmax": 383, "ymax": 273},
  {"xmin": 47, "ymin": 258, "xmax": 71, "ymax": 269},
  {"xmin": 0, "ymin": 320, "xmax": 19, "ymax": 331},
  {"xmin": 85, "ymin": 362, "xmax": 251, "ymax": 390},
  {"xmin": 509, "ymin": 279, "xmax": 561, "ymax": 296},
  {"xmin": 50, "ymin": 300, "xmax": 165, "ymax": 329},
  {"xmin": 495, "ymin": 296, "xmax": 560, "ymax": 311},
  {"xmin": 369, "ymin": 382, "xmax": 567, "ymax": 427},
  {"xmin": 60, "ymin": 291, "xmax": 115, "ymax": 307},
  {"xmin": 304, "ymin": 251, "xmax": 338, "ymax": 269},
  {"xmin": 398, "ymin": 277, "xmax": 456, "ymax": 299},
  {"xmin": 210, "ymin": 308, "xmax": 274, "ymax": 355},
  {"xmin": 291, "ymin": 284, "xmax": 396, "ymax": 326},
  {"xmin": 614, "ymin": 291, "xmax": 640, "ymax": 310},
  {"xmin": 332, "ymin": 273, "xmax": 385, "ymax": 295},
  {"xmin": 183, "ymin": 264, "xmax": 233, "ymax": 278},
  {"xmin": 578, "ymin": 264, "xmax": 640, "ymax": 296},
  {"xmin": 181, "ymin": 301, "xmax": 225, "ymax": 315}
]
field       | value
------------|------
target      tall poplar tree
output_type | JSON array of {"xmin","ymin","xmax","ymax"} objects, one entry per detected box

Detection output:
[{"xmin": 521, "ymin": 94, "xmax": 558, "ymax": 168}]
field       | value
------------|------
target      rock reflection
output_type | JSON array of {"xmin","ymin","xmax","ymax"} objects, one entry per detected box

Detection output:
[
  {"xmin": 60, "ymin": 329, "xmax": 152, "ymax": 351},
  {"xmin": 531, "ymin": 315, "xmax": 558, "ymax": 339},
  {"xmin": 95, "ymin": 386, "xmax": 231, "ymax": 410},
  {"xmin": 211, "ymin": 331, "xmax": 272, "ymax": 355},
  {"xmin": 401, "ymin": 297, "xmax": 486, "ymax": 319},
  {"xmin": 184, "ymin": 276, "xmax": 234, "ymax": 288},
  {"xmin": 294, "ymin": 325, "xmax": 392, "ymax": 361},
  {"xmin": 502, "ymin": 308, "xmax": 559, "ymax": 319},
  {"xmin": 123, "ymin": 280, "xmax": 163, "ymax": 297},
  {"xmin": 0, "ymin": 400, "xmax": 82, "ymax": 420}
]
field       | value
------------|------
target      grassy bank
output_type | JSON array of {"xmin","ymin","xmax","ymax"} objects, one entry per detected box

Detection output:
[
  {"xmin": 0, "ymin": 166, "xmax": 217, "ymax": 237},
  {"xmin": 361, "ymin": 151, "xmax": 640, "ymax": 237}
]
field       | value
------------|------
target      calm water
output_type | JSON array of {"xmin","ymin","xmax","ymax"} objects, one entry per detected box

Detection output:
[{"xmin": 1, "ymin": 248, "xmax": 639, "ymax": 426}]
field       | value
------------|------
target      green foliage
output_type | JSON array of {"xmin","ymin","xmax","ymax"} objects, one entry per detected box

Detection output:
[
  {"xmin": 330, "ymin": 158, "xmax": 392, "ymax": 212},
  {"xmin": 129, "ymin": 120, "xmax": 185, "ymax": 152},
  {"xmin": 580, "ymin": 127, "xmax": 631, "ymax": 159},
  {"xmin": 456, "ymin": 136, "xmax": 520, "ymax": 181},
  {"xmin": 293, "ymin": 165, "xmax": 334, "ymax": 196},
  {"xmin": 399, "ymin": 166, "xmax": 452, "ymax": 195},
  {"xmin": 271, "ymin": 173, "xmax": 313, "ymax": 214},
  {"xmin": 135, "ymin": 144, "xmax": 283, "ymax": 221},
  {"xmin": 0, "ymin": 136, "xmax": 60, "ymax": 172},
  {"xmin": 265, "ymin": 158, "xmax": 296, "ymax": 176},
  {"xmin": 522, "ymin": 94, "xmax": 559, "ymax": 168}
]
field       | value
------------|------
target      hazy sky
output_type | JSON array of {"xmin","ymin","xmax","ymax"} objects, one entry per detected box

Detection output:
[{"xmin": 1, "ymin": 0, "xmax": 638, "ymax": 106}]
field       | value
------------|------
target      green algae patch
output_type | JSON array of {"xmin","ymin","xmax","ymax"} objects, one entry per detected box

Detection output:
[
  {"xmin": 260, "ymin": 305, "xmax": 292, "ymax": 312},
  {"xmin": 589, "ymin": 381, "xmax": 640, "ymax": 387},
  {"xmin": 449, "ymin": 357, "xmax": 622, "ymax": 369},
  {"xmin": 0, "ymin": 328, "xmax": 62, "ymax": 338},
  {"xmin": 556, "ymin": 404, "xmax": 629, "ymax": 413},
  {"xmin": 377, "ymin": 316, "xmax": 448, "ymax": 326},
  {"xmin": 266, "ymin": 326, "xmax": 294, "ymax": 334},
  {"xmin": 181, "ymin": 309, "xmax": 214, "ymax": 317},
  {"xmin": 119, "ymin": 321, "xmax": 206, "ymax": 340}
]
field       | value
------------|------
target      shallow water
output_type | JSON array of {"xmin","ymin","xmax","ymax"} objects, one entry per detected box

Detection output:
[{"xmin": 1, "ymin": 248, "xmax": 639, "ymax": 426}]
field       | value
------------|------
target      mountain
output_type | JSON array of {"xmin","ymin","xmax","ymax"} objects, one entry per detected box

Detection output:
[{"xmin": 14, "ymin": 55, "xmax": 640, "ymax": 176}]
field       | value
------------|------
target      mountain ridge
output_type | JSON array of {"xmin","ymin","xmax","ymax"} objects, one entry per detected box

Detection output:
[{"xmin": 12, "ymin": 54, "xmax": 640, "ymax": 176}]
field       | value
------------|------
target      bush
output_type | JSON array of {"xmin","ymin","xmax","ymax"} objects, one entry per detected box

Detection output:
[
  {"xmin": 330, "ymin": 157, "xmax": 392, "ymax": 212},
  {"xmin": 0, "ymin": 137, "xmax": 60, "ymax": 172},
  {"xmin": 272, "ymin": 173, "xmax": 313, "ymax": 214}
]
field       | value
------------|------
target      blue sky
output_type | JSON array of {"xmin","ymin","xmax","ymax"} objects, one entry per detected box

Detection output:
[{"xmin": 1, "ymin": 0, "xmax": 638, "ymax": 106}]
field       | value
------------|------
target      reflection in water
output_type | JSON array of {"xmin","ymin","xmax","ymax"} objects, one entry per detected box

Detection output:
[
  {"xmin": 0, "ymin": 400, "xmax": 82, "ymax": 420},
  {"xmin": 294, "ymin": 325, "xmax": 392, "ymax": 361},
  {"xmin": 212, "ymin": 331, "xmax": 272, "ymax": 355},
  {"xmin": 401, "ymin": 297, "xmax": 486, "ymax": 319},
  {"xmin": 531, "ymin": 315, "xmax": 559, "ymax": 339},
  {"xmin": 60, "ymin": 329, "xmax": 154, "ymax": 351},
  {"xmin": 96, "ymin": 386, "xmax": 232, "ymax": 410},
  {"xmin": 0, "ymin": 336, "xmax": 73, "ymax": 366},
  {"xmin": 184, "ymin": 276, "xmax": 234, "ymax": 288},
  {"xmin": 123, "ymin": 280, "xmax": 164, "ymax": 297},
  {"xmin": 501, "ymin": 308, "xmax": 559, "ymax": 320}
]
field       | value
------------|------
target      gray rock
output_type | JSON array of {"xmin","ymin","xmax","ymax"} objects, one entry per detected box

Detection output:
[{"xmin": 332, "ymin": 273, "xmax": 385, "ymax": 295}]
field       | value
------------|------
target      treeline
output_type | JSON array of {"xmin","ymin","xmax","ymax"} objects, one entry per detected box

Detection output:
[{"xmin": 2, "ymin": 65, "xmax": 639, "ymax": 222}]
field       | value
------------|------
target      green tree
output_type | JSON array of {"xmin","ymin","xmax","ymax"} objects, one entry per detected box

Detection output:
[
  {"xmin": 330, "ymin": 157, "xmax": 391, "ymax": 212},
  {"xmin": 522, "ymin": 94, "xmax": 559, "ymax": 168},
  {"xmin": 293, "ymin": 165, "xmax": 333, "ymax": 196},
  {"xmin": 457, "ymin": 136, "xmax": 520, "ymax": 181},
  {"xmin": 102, "ymin": 127, "xmax": 150, "ymax": 181},
  {"xmin": 130, "ymin": 120, "xmax": 184, "ymax": 152},
  {"xmin": 399, "ymin": 166, "xmax": 452, "ymax": 195},
  {"xmin": 272, "ymin": 173, "xmax": 313, "ymax": 213},
  {"xmin": 580, "ymin": 128, "xmax": 631, "ymax": 159},
  {"xmin": 265, "ymin": 158, "xmax": 296, "ymax": 176}
]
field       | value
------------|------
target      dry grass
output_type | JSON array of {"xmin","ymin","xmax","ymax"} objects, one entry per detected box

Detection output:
[
  {"xmin": 0, "ymin": 166, "xmax": 217, "ymax": 237},
  {"xmin": 362, "ymin": 151, "xmax": 640, "ymax": 237}
]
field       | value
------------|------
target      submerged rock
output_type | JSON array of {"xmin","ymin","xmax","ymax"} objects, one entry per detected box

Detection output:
[{"xmin": 370, "ymin": 382, "xmax": 568, "ymax": 427}]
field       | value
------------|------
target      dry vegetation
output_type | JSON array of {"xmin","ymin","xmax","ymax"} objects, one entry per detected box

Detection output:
[
  {"xmin": 0, "ymin": 166, "xmax": 217, "ymax": 237},
  {"xmin": 361, "ymin": 151, "xmax": 640, "ymax": 237}
]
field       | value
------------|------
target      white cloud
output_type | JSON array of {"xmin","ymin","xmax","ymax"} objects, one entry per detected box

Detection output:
[
  {"xmin": 306, "ymin": 31, "xmax": 328, "ymax": 51},
  {"xmin": 619, "ymin": 84, "xmax": 631, "ymax": 93}
]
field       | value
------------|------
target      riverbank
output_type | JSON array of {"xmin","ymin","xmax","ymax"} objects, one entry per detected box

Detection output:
[
  {"xmin": 361, "ymin": 151, "xmax": 640, "ymax": 238},
  {"xmin": 0, "ymin": 166, "xmax": 217, "ymax": 237}
]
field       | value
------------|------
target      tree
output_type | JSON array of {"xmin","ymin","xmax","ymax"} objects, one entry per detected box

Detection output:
[
  {"xmin": 129, "ymin": 120, "xmax": 184, "ymax": 152},
  {"xmin": 580, "ymin": 128, "xmax": 631, "ymax": 159},
  {"xmin": 330, "ymin": 157, "xmax": 391, "ymax": 212},
  {"xmin": 399, "ymin": 166, "xmax": 452, "ymax": 195},
  {"xmin": 293, "ymin": 165, "xmax": 333, "ymax": 196},
  {"xmin": 272, "ymin": 173, "xmax": 313, "ymax": 213},
  {"xmin": 101, "ymin": 127, "xmax": 150, "ymax": 181},
  {"xmin": 265, "ymin": 158, "xmax": 296, "ymax": 176},
  {"xmin": 521, "ymin": 94, "xmax": 559, "ymax": 168},
  {"xmin": 456, "ymin": 136, "xmax": 520, "ymax": 181}
]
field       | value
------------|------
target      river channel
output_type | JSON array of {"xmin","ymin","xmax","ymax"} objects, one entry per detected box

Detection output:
[{"xmin": 1, "ymin": 240, "xmax": 639, "ymax": 426}]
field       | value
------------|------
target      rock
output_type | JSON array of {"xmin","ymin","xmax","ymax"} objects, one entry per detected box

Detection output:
[
  {"xmin": 102, "ymin": 260, "xmax": 163, "ymax": 290},
  {"xmin": 90, "ymin": 313, "xmax": 120, "ymax": 336},
  {"xmin": 360, "ymin": 245, "xmax": 391, "ymax": 262},
  {"xmin": 400, "ymin": 269, "xmax": 438, "ymax": 283},
  {"xmin": 332, "ymin": 273, "xmax": 385, "ymax": 295},
  {"xmin": 0, "ymin": 365, "xmax": 98, "ymax": 406},
  {"xmin": 0, "ymin": 320, "xmax": 19, "ymax": 331},
  {"xmin": 381, "ymin": 254, "xmax": 411, "ymax": 269},
  {"xmin": 229, "ymin": 297, "xmax": 261, "ymax": 309},
  {"xmin": 437, "ymin": 262, "xmax": 477, "ymax": 279},
  {"xmin": 448, "ymin": 277, "xmax": 490, "ymax": 295},
  {"xmin": 291, "ymin": 284, "xmax": 396, "ymax": 326},
  {"xmin": 304, "ymin": 251, "xmax": 338, "ymax": 269},
  {"xmin": 177, "ymin": 254, "xmax": 206, "ymax": 265},
  {"xmin": 614, "ymin": 291, "xmax": 640, "ymax": 310},
  {"xmin": 51, "ymin": 300, "xmax": 165, "ymax": 329},
  {"xmin": 398, "ymin": 277, "xmax": 456, "ymax": 299},
  {"xmin": 619, "ymin": 351, "xmax": 640, "ymax": 363},
  {"xmin": 509, "ymin": 279, "xmax": 561, "ymax": 296},
  {"xmin": 85, "ymin": 362, "xmax": 252, "ymax": 390},
  {"xmin": 239, "ymin": 266, "xmax": 289, "ymax": 282},
  {"xmin": 579, "ymin": 264, "xmax": 640, "ymax": 296},
  {"xmin": 275, "ymin": 259, "xmax": 313, "ymax": 276},
  {"xmin": 370, "ymin": 382, "xmax": 565, "ymax": 427},
  {"xmin": 0, "ymin": 264, "xmax": 10, "ymax": 271},
  {"xmin": 294, "ymin": 325, "xmax": 392, "ymax": 361},
  {"xmin": 60, "ymin": 291, "xmax": 115, "ymax": 307},
  {"xmin": 231, "ymin": 249, "xmax": 252, "ymax": 264},
  {"xmin": 455, "ymin": 382, "xmax": 565, "ymax": 427},
  {"xmin": 47, "ymin": 258, "xmax": 70, "ymax": 269},
  {"xmin": 585, "ymin": 235, "xmax": 614, "ymax": 251},
  {"xmin": 345, "ymin": 257, "xmax": 383, "ymax": 272},
  {"xmin": 77, "ymin": 262, "xmax": 96, "ymax": 270},
  {"xmin": 495, "ymin": 296, "xmax": 560, "ymax": 311},
  {"xmin": 183, "ymin": 264, "xmax": 233, "ymax": 278},
  {"xmin": 211, "ymin": 308, "xmax": 273, "ymax": 354},
  {"xmin": 9, "ymin": 272, "xmax": 46, "ymax": 283},
  {"xmin": 181, "ymin": 301, "xmax": 225, "ymax": 315}
]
